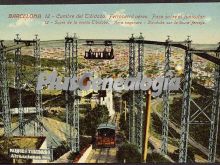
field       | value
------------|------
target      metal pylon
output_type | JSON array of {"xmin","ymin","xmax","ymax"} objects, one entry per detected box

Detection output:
[
  {"xmin": 136, "ymin": 33, "xmax": 144, "ymax": 153},
  {"xmin": 179, "ymin": 36, "xmax": 192, "ymax": 163},
  {"xmin": 208, "ymin": 49, "xmax": 220, "ymax": 162},
  {"xmin": 34, "ymin": 35, "xmax": 43, "ymax": 136},
  {"xmin": 161, "ymin": 36, "xmax": 172, "ymax": 155},
  {"xmin": 0, "ymin": 41, "xmax": 11, "ymax": 137},
  {"xmin": 15, "ymin": 34, "xmax": 25, "ymax": 136},
  {"xmin": 65, "ymin": 33, "xmax": 80, "ymax": 152},
  {"xmin": 128, "ymin": 34, "xmax": 136, "ymax": 144}
]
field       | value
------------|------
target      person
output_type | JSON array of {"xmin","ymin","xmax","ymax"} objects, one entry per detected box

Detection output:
[
  {"xmin": 88, "ymin": 48, "xmax": 92, "ymax": 58},
  {"xmin": 103, "ymin": 48, "xmax": 107, "ymax": 58},
  {"xmin": 110, "ymin": 48, "xmax": 114, "ymax": 59}
]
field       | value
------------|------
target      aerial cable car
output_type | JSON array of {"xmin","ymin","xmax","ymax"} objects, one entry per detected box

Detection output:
[{"xmin": 84, "ymin": 40, "xmax": 114, "ymax": 60}]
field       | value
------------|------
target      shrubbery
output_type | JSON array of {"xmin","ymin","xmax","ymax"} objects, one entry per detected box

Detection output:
[
  {"xmin": 81, "ymin": 105, "xmax": 110, "ymax": 137},
  {"xmin": 119, "ymin": 112, "xmax": 129, "ymax": 139},
  {"xmin": 147, "ymin": 152, "xmax": 170, "ymax": 163},
  {"xmin": 117, "ymin": 143, "xmax": 141, "ymax": 163}
]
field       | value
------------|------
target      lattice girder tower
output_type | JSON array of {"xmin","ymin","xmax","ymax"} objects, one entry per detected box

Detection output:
[
  {"xmin": 0, "ymin": 40, "xmax": 11, "ymax": 137},
  {"xmin": 14, "ymin": 34, "xmax": 25, "ymax": 136},
  {"xmin": 178, "ymin": 38, "xmax": 220, "ymax": 163},
  {"xmin": 64, "ymin": 33, "xmax": 80, "ymax": 152},
  {"xmin": 135, "ymin": 33, "xmax": 145, "ymax": 153},
  {"xmin": 208, "ymin": 44, "xmax": 220, "ymax": 162},
  {"xmin": 13, "ymin": 35, "xmax": 43, "ymax": 136},
  {"xmin": 128, "ymin": 34, "xmax": 136, "ymax": 144},
  {"xmin": 161, "ymin": 36, "xmax": 172, "ymax": 155},
  {"xmin": 179, "ymin": 37, "xmax": 193, "ymax": 163}
]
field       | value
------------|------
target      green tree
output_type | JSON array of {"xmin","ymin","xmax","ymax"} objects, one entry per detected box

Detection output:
[
  {"xmin": 84, "ymin": 105, "xmax": 110, "ymax": 137},
  {"xmin": 119, "ymin": 112, "xmax": 129, "ymax": 139},
  {"xmin": 117, "ymin": 143, "xmax": 141, "ymax": 163}
]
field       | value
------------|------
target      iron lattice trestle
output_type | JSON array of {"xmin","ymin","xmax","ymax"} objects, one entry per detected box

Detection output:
[
  {"xmin": 161, "ymin": 37, "xmax": 172, "ymax": 155},
  {"xmin": 65, "ymin": 34, "xmax": 80, "ymax": 152},
  {"xmin": 0, "ymin": 34, "xmax": 219, "ymax": 162},
  {"xmin": 135, "ymin": 33, "xmax": 145, "ymax": 153},
  {"xmin": 208, "ymin": 50, "xmax": 220, "ymax": 162},
  {"xmin": 33, "ymin": 35, "xmax": 43, "ymax": 136},
  {"xmin": 179, "ymin": 37, "xmax": 193, "ymax": 163},
  {"xmin": 0, "ymin": 41, "xmax": 11, "ymax": 137},
  {"xmin": 15, "ymin": 35, "xmax": 25, "ymax": 136},
  {"xmin": 128, "ymin": 34, "xmax": 136, "ymax": 144}
]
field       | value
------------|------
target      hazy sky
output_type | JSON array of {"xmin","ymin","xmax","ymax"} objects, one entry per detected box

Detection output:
[{"xmin": 0, "ymin": 3, "xmax": 220, "ymax": 44}]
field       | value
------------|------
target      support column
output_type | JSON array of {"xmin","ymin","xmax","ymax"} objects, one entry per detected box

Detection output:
[
  {"xmin": 0, "ymin": 41, "xmax": 11, "ymax": 137},
  {"xmin": 65, "ymin": 33, "xmax": 80, "ymax": 152},
  {"xmin": 128, "ymin": 34, "xmax": 136, "ymax": 144},
  {"xmin": 179, "ymin": 36, "xmax": 192, "ymax": 163},
  {"xmin": 161, "ymin": 36, "xmax": 171, "ymax": 155},
  {"xmin": 65, "ymin": 34, "xmax": 71, "ymax": 139},
  {"xmin": 72, "ymin": 34, "xmax": 80, "ymax": 152},
  {"xmin": 15, "ymin": 34, "xmax": 25, "ymax": 136},
  {"xmin": 34, "ymin": 35, "xmax": 43, "ymax": 136},
  {"xmin": 136, "ymin": 33, "xmax": 144, "ymax": 153},
  {"xmin": 208, "ymin": 48, "xmax": 220, "ymax": 162}
]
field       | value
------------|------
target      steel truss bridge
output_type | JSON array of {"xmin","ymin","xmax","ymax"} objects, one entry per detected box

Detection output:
[{"xmin": 0, "ymin": 33, "xmax": 220, "ymax": 163}]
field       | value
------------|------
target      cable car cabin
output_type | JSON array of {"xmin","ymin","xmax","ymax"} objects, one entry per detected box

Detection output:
[
  {"xmin": 95, "ymin": 123, "xmax": 116, "ymax": 148},
  {"xmin": 84, "ymin": 40, "xmax": 114, "ymax": 60},
  {"xmin": 84, "ymin": 48, "xmax": 114, "ymax": 59}
]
